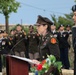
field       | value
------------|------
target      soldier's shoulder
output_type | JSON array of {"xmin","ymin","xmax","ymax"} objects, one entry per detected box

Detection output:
[
  {"xmin": 50, "ymin": 37, "xmax": 57, "ymax": 44},
  {"xmin": 47, "ymin": 33, "xmax": 57, "ymax": 44}
]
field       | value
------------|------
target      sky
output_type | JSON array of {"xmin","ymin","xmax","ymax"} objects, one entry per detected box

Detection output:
[{"xmin": 0, "ymin": 0, "xmax": 75, "ymax": 25}]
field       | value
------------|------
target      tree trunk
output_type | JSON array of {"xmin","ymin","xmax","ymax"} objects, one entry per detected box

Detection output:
[{"xmin": 5, "ymin": 16, "xmax": 9, "ymax": 34}]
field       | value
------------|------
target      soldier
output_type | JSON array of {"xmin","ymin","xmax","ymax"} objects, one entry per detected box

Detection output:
[
  {"xmin": 66, "ymin": 25, "xmax": 72, "ymax": 34},
  {"xmin": 72, "ymin": 5, "xmax": 76, "ymax": 75},
  {"xmin": 50, "ymin": 24, "xmax": 58, "ymax": 38},
  {"xmin": 0, "ymin": 30, "xmax": 12, "ymax": 73},
  {"xmin": 36, "ymin": 15, "xmax": 60, "ymax": 60},
  {"xmin": 12, "ymin": 24, "xmax": 27, "ymax": 57},
  {"xmin": 27, "ymin": 25, "xmax": 39, "ymax": 61},
  {"xmin": 0, "ymin": 30, "xmax": 12, "ymax": 54},
  {"xmin": 27, "ymin": 27, "xmax": 39, "ymax": 68},
  {"xmin": 32, "ymin": 15, "xmax": 60, "ymax": 75},
  {"xmin": 10, "ymin": 29, "xmax": 16, "ymax": 36},
  {"xmin": 8, "ymin": 30, "xmax": 16, "ymax": 54},
  {"xmin": 28, "ymin": 25, "xmax": 34, "ymax": 33},
  {"xmin": 1, "ymin": 32, "xmax": 10, "ymax": 54},
  {"xmin": 66, "ymin": 25, "xmax": 74, "ymax": 69},
  {"xmin": 66, "ymin": 25, "xmax": 72, "ymax": 49},
  {"xmin": 0, "ymin": 30, "xmax": 4, "ymax": 74},
  {"xmin": 57, "ymin": 24, "xmax": 70, "ymax": 69}
]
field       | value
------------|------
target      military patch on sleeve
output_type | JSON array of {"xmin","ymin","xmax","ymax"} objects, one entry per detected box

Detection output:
[{"xmin": 50, "ymin": 38, "xmax": 56, "ymax": 44}]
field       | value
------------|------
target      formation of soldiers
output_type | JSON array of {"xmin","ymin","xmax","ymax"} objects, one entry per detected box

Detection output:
[{"xmin": 0, "ymin": 15, "xmax": 74, "ymax": 75}]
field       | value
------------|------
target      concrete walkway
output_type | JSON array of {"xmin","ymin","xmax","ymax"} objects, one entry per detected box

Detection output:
[
  {"xmin": 2, "ymin": 68, "xmax": 74, "ymax": 75},
  {"xmin": 62, "ymin": 69, "xmax": 74, "ymax": 75}
]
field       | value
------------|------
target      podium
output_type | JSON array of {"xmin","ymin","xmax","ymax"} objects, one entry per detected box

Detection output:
[{"xmin": 6, "ymin": 55, "xmax": 29, "ymax": 75}]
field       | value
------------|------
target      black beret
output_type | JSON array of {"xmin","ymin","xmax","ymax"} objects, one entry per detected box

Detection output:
[
  {"xmin": 29, "ymin": 25, "xmax": 33, "ymax": 28},
  {"xmin": 58, "ymin": 24, "xmax": 64, "ymax": 29},
  {"xmin": 16, "ymin": 24, "xmax": 22, "ymax": 27},
  {"xmin": 36, "ymin": 15, "xmax": 53, "ymax": 26},
  {"xmin": 72, "ymin": 5, "xmax": 76, "ymax": 12},
  {"xmin": 51, "ymin": 23, "xmax": 55, "ymax": 26},
  {"xmin": 66, "ymin": 25, "xmax": 71, "ymax": 28}
]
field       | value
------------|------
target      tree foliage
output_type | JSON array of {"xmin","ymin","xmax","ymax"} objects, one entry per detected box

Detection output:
[
  {"xmin": 0, "ymin": 0, "xmax": 20, "ymax": 16},
  {"xmin": 51, "ymin": 13, "xmax": 74, "ymax": 29},
  {"xmin": 0, "ymin": 0, "xmax": 20, "ymax": 33}
]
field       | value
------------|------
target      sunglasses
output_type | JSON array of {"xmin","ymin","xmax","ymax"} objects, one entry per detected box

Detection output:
[{"xmin": 36, "ymin": 24, "xmax": 46, "ymax": 27}]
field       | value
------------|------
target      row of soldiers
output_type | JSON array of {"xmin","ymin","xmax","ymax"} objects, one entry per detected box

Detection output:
[{"xmin": 0, "ymin": 16, "xmax": 73, "ymax": 74}]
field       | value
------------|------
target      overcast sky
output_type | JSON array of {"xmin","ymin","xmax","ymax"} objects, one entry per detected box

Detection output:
[{"xmin": 0, "ymin": 0, "xmax": 75, "ymax": 25}]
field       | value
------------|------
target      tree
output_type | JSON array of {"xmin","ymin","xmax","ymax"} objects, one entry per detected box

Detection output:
[
  {"xmin": 0, "ymin": 0, "xmax": 20, "ymax": 33},
  {"xmin": 51, "ymin": 13, "xmax": 74, "ymax": 29},
  {"xmin": 51, "ymin": 14, "xmax": 59, "ymax": 28}
]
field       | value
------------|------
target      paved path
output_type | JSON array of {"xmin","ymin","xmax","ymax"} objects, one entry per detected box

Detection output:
[{"xmin": 2, "ymin": 68, "xmax": 74, "ymax": 75}]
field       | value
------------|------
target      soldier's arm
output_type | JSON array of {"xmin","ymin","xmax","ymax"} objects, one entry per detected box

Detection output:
[{"xmin": 48, "ymin": 37, "xmax": 60, "ymax": 61}]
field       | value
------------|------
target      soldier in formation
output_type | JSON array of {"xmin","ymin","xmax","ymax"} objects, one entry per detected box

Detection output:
[
  {"xmin": 12, "ymin": 24, "xmax": 28, "ymax": 57},
  {"xmin": 57, "ymin": 24, "xmax": 70, "ymax": 69},
  {"xmin": 50, "ymin": 23, "xmax": 58, "ymax": 38},
  {"xmin": 27, "ymin": 25, "xmax": 39, "ymax": 67},
  {"xmin": 0, "ymin": 30, "xmax": 13, "ymax": 73}
]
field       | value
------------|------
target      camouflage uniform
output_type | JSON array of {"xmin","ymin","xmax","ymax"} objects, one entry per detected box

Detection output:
[{"xmin": 67, "ymin": 30, "xmax": 74, "ymax": 69}]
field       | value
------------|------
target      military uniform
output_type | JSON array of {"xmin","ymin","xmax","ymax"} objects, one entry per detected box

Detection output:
[
  {"xmin": 66, "ymin": 25, "xmax": 74, "ymax": 69},
  {"xmin": 38, "ymin": 32, "xmax": 60, "ymax": 61},
  {"xmin": 35, "ymin": 15, "xmax": 60, "ymax": 61},
  {"xmin": 27, "ymin": 32, "xmax": 39, "ymax": 60},
  {"xmin": 0, "ymin": 30, "xmax": 4, "ymax": 72},
  {"xmin": 57, "ymin": 25, "xmax": 70, "ymax": 69},
  {"xmin": 50, "ymin": 24, "xmax": 58, "ymax": 38},
  {"xmin": 72, "ymin": 26, "xmax": 76, "ymax": 74},
  {"xmin": 0, "ymin": 38, "xmax": 2, "ymax": 72},
  {"xmin": 0, "ymin": 32, "xmax": 12, "ymax": 54},
  {"xmin": 8, "ymin": 35, "xmax": 15, "ymax": 54},
  {"xmin": 72, "ymin": 5, "xmax": 76, "ymax": 75},
  {"xmin": 51, "ymin": 30, "xmax": 58, "ymax": 38},
  {"xmin": 0, "ymin": 38, "xmax": 11, "ymax": 54},
  {"xmin": 34, "ymin": 15, "xmax": 61, "ymax": 75},
  {"xmin": 13, "ymin": 31, "xmax": 27, "ymax": 57},
  {"xmin": 0, "ymin": 30, "xmax": 12, "ymax": 72}
]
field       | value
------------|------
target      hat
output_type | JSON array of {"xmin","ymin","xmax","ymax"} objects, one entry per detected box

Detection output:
[
  {"xmin": 0, "ymin": 30, "xmax": 4, "ymax": 34},
  {"xmin": 58, "ymin": 24, "xmax": 64, "ymax": 29},
  {"xmin": 29, "ymin": 25, "xmax": 34, "ymax": 29},
  {"xmin": 35, "ymin": 15, "xmax": 53, "ymax": 26},
  {"xmin": 51, "ymin": 23, "xmax": 55, "ymax": 26},
  {"xmin": 66, "ymin": 25, "xmax": 71, "ymax": 28},
  {"xmin": 16, "ymin": 24, "xmax": 22, "ymax": 27},
  {"xmin": 72, "ymin": 5, "xmax": 76, "ymax": 12}
]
